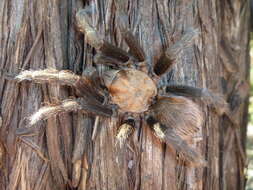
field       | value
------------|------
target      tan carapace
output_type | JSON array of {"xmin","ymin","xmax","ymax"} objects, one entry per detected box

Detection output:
[{"xmin": 103, "ymin": 69, "xmax": 157, "ymax": 113}]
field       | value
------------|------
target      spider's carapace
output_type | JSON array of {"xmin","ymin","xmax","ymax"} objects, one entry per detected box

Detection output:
[{"xmin": 103, "ymin": 69, "xmax": 157, "ymax": 113}]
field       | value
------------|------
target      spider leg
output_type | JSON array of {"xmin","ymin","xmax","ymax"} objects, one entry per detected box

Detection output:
[
  {"xmin": 76, "ymin": 9, "xmax": 131, "ymax": 63},
  {"xmin": 154, "ymin": 28, "xmax": 199, "ymax": 76},
  {"xmin": 94, "ymin": 53, "xmax": 128, "ymax": 68},
  {"xmin": 120, "ymin": 29, "xmax": 145, "ymax": 62},
  {"xmin": 15, "ymin": 68, "xmax": 104, "ymax": 103},
  {"xmin": 165, "ymin": 85, "xmax": 228, "ymax": 115},
  {"xmin": 115, "ymin": 0, "xmax": 145, "ymax": 62},
  {"xmin": 146, "ymin": 116, "xmax": 206, "ymax": 167},
  {"xmin": 117, "ymin": 17, "xmax": 145, "ymax": 62},
  {"xmin": 26, "ymin": 98, "xmax": 113, "ymax": 126},
  {"xmin": 15, "ymin": 68, "xmax": 80, "ymax": 85}
]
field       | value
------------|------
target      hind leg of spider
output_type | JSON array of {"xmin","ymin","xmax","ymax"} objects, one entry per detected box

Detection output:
[
  {"xmin": 114, "ymin": 0, "xmax": 146, "ymax": 63},
  {"xmin": 165, "ymin": 85, "xmax": 228, "ymax": 115},
  {"xmin": 117, "ymin": 16, "xmax": 145, "ymax": 62},
  {"xmin": 146, "ymin": 116, "xmax": 206, "ymax": 167},
  {"xmin": 93, "ymin": 32, "xmax": 146, "ymax": 70},
  {"xmin": 76, "ymin": 8, "xmax": 133, "ymax": 64},
  {"xmin": 120, "ymin": 29, "xmax": 145, "ymax": 62},
  {"xmin": 93, "ymin": 53, "xmax": 130, "ymax": 68},
  {"xmin": 153, "ymin": 28, "xmax": 199, "ymax": 76}
]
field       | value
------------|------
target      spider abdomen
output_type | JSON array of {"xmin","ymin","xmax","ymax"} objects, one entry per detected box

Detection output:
[
  {"xmin": 103, "ymin": 69, "xmax": 157, "ymax": 113},
  {"xmin": 151, "ymin": 96, "xmax": 203, "ymax": 140}
]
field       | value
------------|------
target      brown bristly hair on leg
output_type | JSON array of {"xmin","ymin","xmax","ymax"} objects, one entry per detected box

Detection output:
[
  {"xmin": 165, "ymin": 85, "xmax": 229, "ymax": 116},
  {"xmin": 154, "ymin": 28, "xmax": 199, "ymax": 76}
]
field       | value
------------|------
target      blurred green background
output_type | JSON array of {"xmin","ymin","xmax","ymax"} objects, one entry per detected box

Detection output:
[{"xmin": 247, "ymin": 33, "xmax": 253, "ymax": 190}]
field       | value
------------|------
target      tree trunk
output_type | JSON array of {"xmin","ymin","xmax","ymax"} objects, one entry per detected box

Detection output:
[{"xmin": 0, "ymin": 0, "xmax": 250, "ymax": 190}]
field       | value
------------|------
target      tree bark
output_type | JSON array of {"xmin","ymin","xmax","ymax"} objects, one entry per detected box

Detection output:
[{"xmin": 0, "ymin": 0, "xmax": 250, "ymax": 190}]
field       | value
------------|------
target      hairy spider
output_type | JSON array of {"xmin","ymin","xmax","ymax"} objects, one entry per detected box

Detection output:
[{"xmin": 14, "ymin": 6, "xmax": 226, "ymax": 167}]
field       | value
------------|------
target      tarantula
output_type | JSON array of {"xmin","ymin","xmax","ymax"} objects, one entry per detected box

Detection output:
[{"xmin": 14, "ymin": 6, "xmax": 224, "ymax": 167}]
